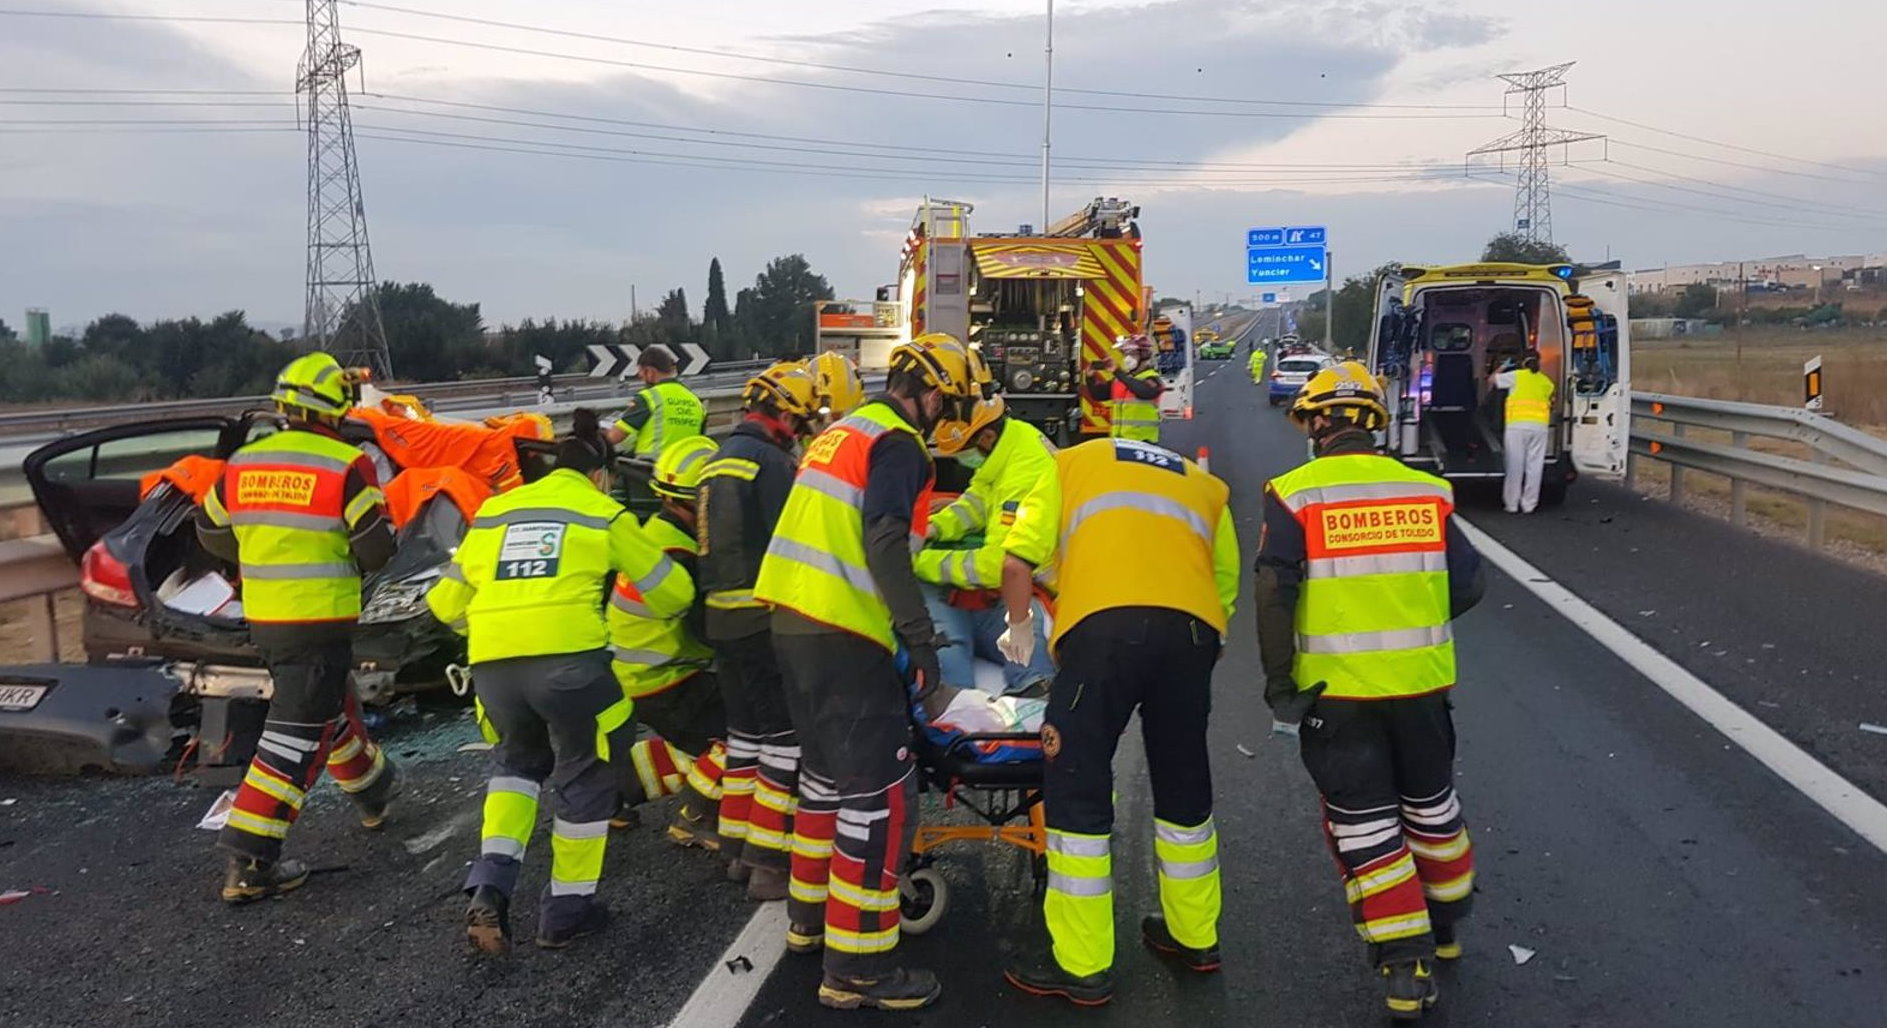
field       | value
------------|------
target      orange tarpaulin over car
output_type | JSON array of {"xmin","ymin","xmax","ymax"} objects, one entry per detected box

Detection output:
[
  {"xmin": 139, "ymin": 455, "xmax": 226, "ymax": 503},
  {"xmin": 351, "ymin": 408, "xmax": 535, "ymax": 491},
  {"xmin": 382, "ymin": 466, "xmax": 493, "ymax": 529}
]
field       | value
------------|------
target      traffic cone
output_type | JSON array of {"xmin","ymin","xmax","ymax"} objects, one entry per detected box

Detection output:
[{"xmin": 1196, "ymin": 446, "xmax": 1210, "ymax": 473}]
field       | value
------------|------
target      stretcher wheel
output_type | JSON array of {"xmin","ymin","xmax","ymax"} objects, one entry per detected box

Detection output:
[{"xmin": 899, "ymin": 867, "xmax": 949, "ymax": 936}]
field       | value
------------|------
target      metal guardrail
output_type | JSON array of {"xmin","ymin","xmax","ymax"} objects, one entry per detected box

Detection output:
[
  {"xmin": 0, "ymin": 360, "xmax": 774, "ymax": 442},
  {"xmin": 0, "ymin": 381, "xmax": 764, "ymax": 662},
  {"xmin": 1627, "ymin": 391, "xmax": 1887, "ymax": 548}
]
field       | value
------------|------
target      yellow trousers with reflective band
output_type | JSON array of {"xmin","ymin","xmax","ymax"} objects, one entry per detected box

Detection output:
[
  {"xmin": 463, "ymin": 650, "xmax": 624, "ymax": 932},
  {"xmin": 1154, "ymin": 816, "xmax": 1222, "ymax": 950},
  {"xmin": 1045, "ymin": 829, "xmax": 1115, "ymax": 976}
]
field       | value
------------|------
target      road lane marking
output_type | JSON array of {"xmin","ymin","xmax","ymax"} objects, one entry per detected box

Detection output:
[
  {"xmin": 666, "ymin": 901, "xmax": 789, "ymax": 1028},
  {"xmin": 1456, "ymin": 517, "xmax": 1887, "ymax": 856}
]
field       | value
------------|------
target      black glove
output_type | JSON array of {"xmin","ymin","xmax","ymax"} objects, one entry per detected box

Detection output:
[
  {"xmin": 1269, "ymin": 681, "xmax": 1327, "ymax": 738},
  {"xmin": 908, "ymin": 643, "xmax": 942, "ymax": 702}
]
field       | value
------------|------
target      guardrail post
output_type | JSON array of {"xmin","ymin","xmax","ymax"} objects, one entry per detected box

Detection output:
[
  {"xmin": 1669, "ymin": 423, "xmax": 1686, "ymax": 503},
  {"xmin": 1807, "ymin": 450, "xmax": 1829, "ymax": 548},
  {"xmin": 1729, "ymin": 431, "xmax": 1749, "ymax": 527}
]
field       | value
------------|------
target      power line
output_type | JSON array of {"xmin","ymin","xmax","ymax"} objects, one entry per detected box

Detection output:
[
  {"xmin": 1601, "ymin": 158, "xmax": 1887, "ymax": 220},
  {"xmin": 1605, "ymin": 138, "xmax": 1879, "ymax": 186},
  {"xmin": 339, "ymin": 0, "xmax": 1501, "ymax": 112},
  {"xmin": 1578, "ymin": 164, "xmax": 1887, "ymax": 231},
  {"xmin": 0, "ymin": 9, "xmax": 1493, "ymax": 120},
  {"xmin": 1566, "ymin": 105, "xmax": 1887, "ymax": 179}
]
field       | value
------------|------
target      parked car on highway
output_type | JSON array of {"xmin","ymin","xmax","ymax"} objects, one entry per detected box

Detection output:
[
  {"xmin": 1268, "ymin": 353, "xmax": 1337, "ymax": 407},
  {"xmin": 5, "ymin": 408, "xmax": 572, "ymax": 777},
  {"xmin": 1196, "ymin": 334, "xmax": 1236, "ymax": 360}
]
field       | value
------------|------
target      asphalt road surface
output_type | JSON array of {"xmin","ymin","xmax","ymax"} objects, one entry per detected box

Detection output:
[{"xmin": 5, "ymin": 317, "xmax": 1887, "ymax": 1028}]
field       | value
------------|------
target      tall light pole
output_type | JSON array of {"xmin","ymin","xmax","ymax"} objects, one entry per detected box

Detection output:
[{"xmin": 1040, "ymin": 0, "xmax": 1054, "ymax": 230}]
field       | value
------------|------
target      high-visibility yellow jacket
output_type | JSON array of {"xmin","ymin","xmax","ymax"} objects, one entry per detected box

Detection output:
[
  {"xmin": 752, "ymin": 402, "xmax": 934, "ymax": 650},
  {"xmin": 618, "ymin": 379, "xmax": 707, "ymax": 458},
  {"xmin": 426, "ymin": 468, "xmax": 690, "ymax": 663},
  {"xmin": 1266, "ymin": 453, "xmax": 1456, "ymax": 699},
  {"xmin": 608, "ymin": 511, "xmax": 713, "ymax": 698},
  {"xmin": 1503, "ymin": 368, "xmax": 1555, "ymax": 426},
  {"xmin": 201, "ymin": 428, "xmax": 385, "ymax": 623},
  {"xmin": 916, "ymin": 418, "xmax": 1060, "ymax": 591},
  {"xmin": 1109, "ymin": 370, "xmax": 1164, "ymax": 442},
  {"xmin": 1045, "ymin": 438, "xmax": 1239, "ymax": 654}
]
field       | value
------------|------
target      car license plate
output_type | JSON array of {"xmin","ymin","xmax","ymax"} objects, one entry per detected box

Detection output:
[{"xmin": 0, "ymin": 683, "xmax": 49, "ymax": 712}]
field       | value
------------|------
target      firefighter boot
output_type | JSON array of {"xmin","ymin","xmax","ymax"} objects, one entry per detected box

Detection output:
[
  {"xmin": 354, "ymin": 757, "xmax": 400, "ymax": 831},
  {"xmin": 1004, "ymin": 955, "xmax": 1115, "ymax": 1007},
  {"xmin": 726, "ymin": 857, "xmax": 752, "ymax": 883},
  {"xmin": 817, "ymin": 968, "xmax": 943, "ymax": 1011},
  {"xmin": 1141, "ymin": 914, "xmax": 1221, "ymax": 972},
  {"xmin": 667, "ymin": 783, "xmax": 722, "ymax": 852},
  {"xmin": 537, "ymin": 900, "xmax": 610, "ymax": 950},
  {"xmin": 786, "ymin": 920, "xmax": 824, "ymax": 954},
  {"xmin": 746, "ymin": 864, "xmax": 789, "ymax": 902},
  {"xmin": 1381, "ymin": 959, "xmax": 1439, "ymax": 1021},
  {"xmin": 1433, "ymin": 922, "xmax": 1463, "ymax": 962},
  {"xmin": 465, "ymin": 885, "xmax": 512, "ymax": 955},
  {"xmin": 221, "ymin": 857, "xmax": 311, "ymax": 905}
]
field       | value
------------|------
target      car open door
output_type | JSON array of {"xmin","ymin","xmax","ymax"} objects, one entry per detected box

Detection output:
[
  {"xmin": 1567, "ymin": 267, "xmax": 1631, "ymax": 478},
  {"xmin": 1364, "ymin": 271, "xmax": 1413, "ymax": 456},
  {"xmin": 1157, "ymin": 306, "xmax": 1195, "ymax": 422},
  {"xmin": 22, "ymin": 417, "xmax": 246, "ymax": 560}
]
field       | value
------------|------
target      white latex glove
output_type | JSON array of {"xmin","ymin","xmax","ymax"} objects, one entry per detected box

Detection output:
[
  {"xmin": 996, "ymin": 609, "xmax": 1037, "ymax": 667},
  {"xmin": 1270, "ymin": 719, "xmax": 1300, "ymax": 739}
]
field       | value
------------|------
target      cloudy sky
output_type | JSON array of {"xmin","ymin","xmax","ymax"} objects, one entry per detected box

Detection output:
[{"xmin": 4, "ymin": 0, "xmax": 1885, "ymax": 333}]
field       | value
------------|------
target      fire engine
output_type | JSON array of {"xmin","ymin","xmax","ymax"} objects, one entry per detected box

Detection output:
[{"xmin": 816, "ymin": 197, "xmax": 1152, "ymax": 443}]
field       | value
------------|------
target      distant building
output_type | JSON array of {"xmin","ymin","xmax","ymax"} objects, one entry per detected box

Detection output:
[
  {"xmin": 1628, "ymin": 254, "xmax": 1880, "ymax": 296},
  {"xmin": 24, "ymin": 308, "xmax": 51, "ymax": 346}
]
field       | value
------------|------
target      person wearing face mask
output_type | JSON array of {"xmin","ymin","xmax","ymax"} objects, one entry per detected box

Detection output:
[
  {"xmin": 695, "ymin": 363, "xmax": 830, "ymax": 899},
  {"xmin": 916, "ymin": 393, "xmax": 1060, "ymax": 698},
  {"xmin": 1085, "ymin": 333, "xmax": 1165, "ymax": 443},
  {"xmin": 753, "ymin": 333, "xmax": 980, "ymax": 1012},
  {"xmin": 427, "ymin": 409, "xmax": 693, "ymax": 954}
]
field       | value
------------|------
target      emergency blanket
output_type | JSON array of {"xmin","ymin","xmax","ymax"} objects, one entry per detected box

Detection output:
[
  {"xmin": 350, "ymin": 407, "xmax": 547, "ymax": 492},
  {"xmin": 382, "ymin": 466, "xmax": 493, "ymax": 529},
  {"xmin": 139, "ymin": 455, "xmax": 226, "ymax": 503}
]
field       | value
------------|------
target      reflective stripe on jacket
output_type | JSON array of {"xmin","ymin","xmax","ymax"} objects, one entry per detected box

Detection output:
[
  {"xmin": 1109, "ymin": 371, "xmax": 1163, "ymax": 442},
  {"xmin": 1267, "ymin": 453, "xmax": 1456, "ymax": 699},
  {"xmin": 916, "ymin": 418, "xmax": 1060, "ymax": 590},
  {"xmin": 203, "ymin": 429, "xmax": 380, "ymax": 623},
  {"xmin": 609, "ymin": 513, "xmax": 713, "ymax": 698},
  {"xmin": 752, "ymin": 402, "xmax": 935, "ymax": 650},
  {"xmin": 1047, "ymin": 438, "xmax": 1237, "ymax": 655},
  {"xmin": 1504, "ymin": 368, "xmax": 1555, "ymax": 426},
  {"xmin": 425, "ymin": 468, "xmax": 690, "ymax": 663},
  {"xmin": 635, "ymin": 380, "xmax": 707, "ymax": 458}
]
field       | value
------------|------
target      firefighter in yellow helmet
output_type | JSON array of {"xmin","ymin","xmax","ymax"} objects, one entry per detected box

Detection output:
[
  {"xmin": 1256, "ymin": 362, "xmax": 1486, "ymax": 1020},
  {"xmin": 753, "ymin": 332, "xmax": 979, "ymax": 1011},
  {"xmin": 918, "ymin": 392, "xmax": 1059, "ymax": 697},
  {"xmin": 999, "ymin": 435, "xmax": 1239, "ymax": 1006},
  {"xmin": 607, "ymin": 435, "xmax": 729, "ymax": 851},
  {"xmin": 195, "ymin": 352, "xmax": 398, "ymax": 903},
  {"xmin": 697, "ymin": 363, "xmax": 824, "ymax": 898},
  {"xmin": 808, "ymin": 350, "xmax": 867, "ymax": 432},
  {"xmin": 428, "ymin": 409, "xmax": 693, "ymax": 953}
]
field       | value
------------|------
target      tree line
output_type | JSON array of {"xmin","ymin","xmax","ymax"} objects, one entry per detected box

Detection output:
[{"xmin": 0, "ymin": 253, "xmax": 837, "ymax": 403}]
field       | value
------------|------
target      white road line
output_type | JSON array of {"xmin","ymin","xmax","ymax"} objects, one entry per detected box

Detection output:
[
  {"xmin": 1457, "ymin": 517, "xmax": 1887, "ymax": 856},
  {"xmin": 665, "ymin": 901, "xmax": 789, "ymax": 1028}
]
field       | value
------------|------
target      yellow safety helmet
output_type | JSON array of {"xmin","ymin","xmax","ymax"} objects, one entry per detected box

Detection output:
[
  {"xmin": 888, "ymin": 333, "xmax": 978, "ymax": 400},
  {"xmin": 650, "ymin": 435, "xmax": 720, "ymax": 500},
  {"xmin": 965, "ymin": 344, "xmax": 997, "ymax": 399},
  {"xmin": 933, "ymin": 394, "xmax": 1006, "ymax": 456},
  {"xmin": 809, "ymin": 351, "xmax": 866, "ymax": 420},
  {"xmin": 271, "ymin": 352, "xmax": 359, "ymax": 420},
  {"xmin": 740, "ymin": 361, "xmax": 821, "ymax": 420},
  {"xmin": 1289, "ymin": 360, "xmax": 1389, "ymax": 433}
]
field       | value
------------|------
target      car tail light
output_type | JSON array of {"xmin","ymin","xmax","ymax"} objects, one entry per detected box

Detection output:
[{"xmin": 80, "ymin": 541, "xmax": 140, "ymax": 608}]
